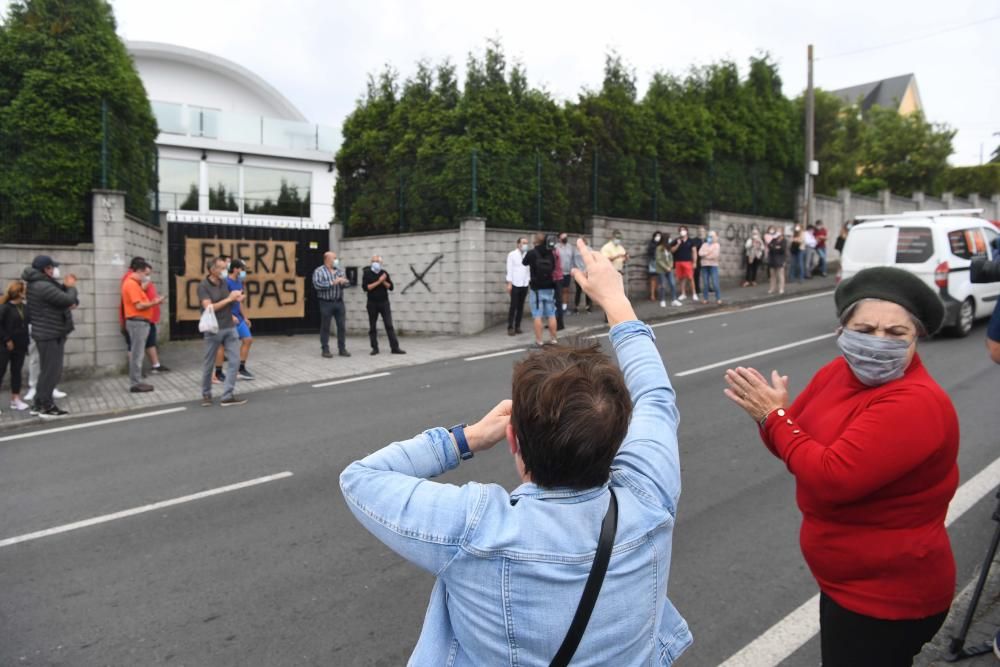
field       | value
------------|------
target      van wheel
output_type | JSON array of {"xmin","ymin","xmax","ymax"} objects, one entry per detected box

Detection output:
[{"xmin": 948, "ymin": 298, "xmax": 975, "ymax": 337}]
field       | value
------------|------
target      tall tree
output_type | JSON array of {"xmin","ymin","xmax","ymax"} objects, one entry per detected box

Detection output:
[
  {"xmin": 0, "ymin": 0, "xmax": 158, "ymax": 237},
  {"xmin": 852, "ymin": 107, "xmax": 954, "ymax": 196}
]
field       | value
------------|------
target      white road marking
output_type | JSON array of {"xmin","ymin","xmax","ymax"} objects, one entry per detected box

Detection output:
[
  {"xmin": 0, "ymin": 471, "xmax": 294, "ymax": 549},
  {"xmin": 312, "ymin": 372, "xmax": 391, "ymax": 388},
  {"xmin": 0, "ymin": 407, "xmax": 188, "ymax": 443},
  {"xmin": 465, "ymin": 348, "xmax": 526, "ymax": 361},
  {"xmin": 673, "ymin": 333, "xmax": 837, "ymax": 377},
  {"xmin": 719, "ymin": 455, "xmax": 1000, "ymax": 667},
  {"xmin": 589, "ymin": 290, "xmax": 835, "ymax": 338}
]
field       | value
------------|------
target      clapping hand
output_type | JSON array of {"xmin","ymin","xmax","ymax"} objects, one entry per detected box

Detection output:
[{"xmin": 723, "ymin": 367, "xmax": 789, "ymax": 423}]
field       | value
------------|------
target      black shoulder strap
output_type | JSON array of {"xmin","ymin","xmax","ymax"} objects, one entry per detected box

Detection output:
[{"xmin": 550, "ymin": 488, "xmax": 618, "ymax": 667}]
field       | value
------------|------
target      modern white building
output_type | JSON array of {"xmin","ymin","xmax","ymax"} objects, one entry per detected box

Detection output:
[{"xmin": 128, "ymin": 41, "xmax": 336, "ymax": 229}]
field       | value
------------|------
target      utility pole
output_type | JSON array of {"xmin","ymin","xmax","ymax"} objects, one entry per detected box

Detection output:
[{"xmin": 804, "ymin": 44, "xmax": 815, "ymax": 228}]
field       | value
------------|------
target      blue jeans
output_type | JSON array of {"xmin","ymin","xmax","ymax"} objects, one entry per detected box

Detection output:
[
  {"xmin": 816, "ymin": 248, "xmax": 827, "ymax": 276},
  {"xmin": 791, "ymin": 252, "xmax": 805, "ymax": 283},
  {"xmin": 701, "ymin": 266, "xmax": 721, "ymax": 301},
  {"xmin": 529, "ymin": 288, "xmax": 556, "ymax": 319},
  {"xmin": 658, "ymin": 272, "xmax": 676, "ymax": 302}
]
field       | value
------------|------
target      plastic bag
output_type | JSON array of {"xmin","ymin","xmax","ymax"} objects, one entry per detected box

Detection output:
[{"xmin": 198, "ymin": 304, "xmax": 219, "ymax": 334}]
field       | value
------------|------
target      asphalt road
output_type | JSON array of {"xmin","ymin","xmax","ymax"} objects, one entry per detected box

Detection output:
[{"xmin": 1, "ymin": 292, "xmax": 998, "ymax": 666}]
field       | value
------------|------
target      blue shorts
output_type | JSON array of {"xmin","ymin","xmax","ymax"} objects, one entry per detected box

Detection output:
[
  {"xmin": 529, "ymin": 288, "xmax": 557, "ymax": 319},
  {"xmin": 236, "ymin": 319, "xmax": 252, "ymax": 340}
]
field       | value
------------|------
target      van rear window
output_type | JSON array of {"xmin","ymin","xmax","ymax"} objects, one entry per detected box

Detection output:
[
  {"xmin": 895, "ymin": 227, "xmax": 933, "ymax": 263},
  {"xmin": 947, "ymin": 229, "xmax": 987, "ymax": 260}
]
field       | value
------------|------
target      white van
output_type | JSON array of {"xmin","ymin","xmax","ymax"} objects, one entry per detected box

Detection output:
[{"xmin": 839, "ymin": 209, "xmax": 1000, "ymax": 336}]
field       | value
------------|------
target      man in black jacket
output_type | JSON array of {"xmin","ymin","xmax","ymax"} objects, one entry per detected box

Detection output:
[
  {"xmin": 22, "ymin": 255, "xmax": 78, "ymax": 417},
  {"xmin": 362, "ymin": 255, "xmax": 405, "ymax": 356},
  {"xmin": 522, "ymin": 233, "xmax": 559, "ymax": 346}
]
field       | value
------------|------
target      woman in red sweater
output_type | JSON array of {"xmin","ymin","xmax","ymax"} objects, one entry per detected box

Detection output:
[{"xmin": 724, "ymin": 266, "xmax": 959, "ymax": 667}]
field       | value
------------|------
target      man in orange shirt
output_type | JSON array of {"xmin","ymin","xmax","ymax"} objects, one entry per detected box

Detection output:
[{"xmin": 121, "ymin": 260, "xmax": 164, "ymax": 393}]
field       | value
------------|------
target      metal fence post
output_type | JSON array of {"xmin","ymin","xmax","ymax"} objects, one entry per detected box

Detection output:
[
  {"xmin": 471, "ymin": 149, "xmax": 478, "ymax": 217},
  {"xmin": 652, "ymin": 158, "xmax": 658, "ymax": 221},
  {"xmin": 101, "ymin": 98, "xmax": 108, "ymax": 189},
  {"xmin": 399, "ymin": 171, "xmax": 405, "ymax": 233},
  {"xmin": 591, "ymin": 149, "xmax": 599, "ymax": 215},
  {"xmin": 536, "ymin": 151, "xmax": 542, "ymax": 229},
  {"xmin": 153, "ymin": 146, "xmax": 160, "ymax": 224}
]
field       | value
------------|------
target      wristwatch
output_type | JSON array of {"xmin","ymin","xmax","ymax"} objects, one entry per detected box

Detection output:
[{"xmin": 449, "ymin": 423, "xmax": 474, "ymax": 460}]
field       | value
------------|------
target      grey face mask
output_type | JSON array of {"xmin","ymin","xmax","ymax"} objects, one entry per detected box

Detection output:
[{"xmin": 837, "ymin": 328, "xmax": 912, "ymax": 387}]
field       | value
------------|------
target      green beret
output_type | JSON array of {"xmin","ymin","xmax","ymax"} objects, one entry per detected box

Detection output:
[{"xmin": 835, "ymin": 267, "xmax": 944, "ymax": 335}]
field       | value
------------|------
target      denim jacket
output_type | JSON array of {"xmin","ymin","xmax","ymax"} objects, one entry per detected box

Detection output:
[{"xmin": 340, "ymin": 320, "xmax": 691, "ymax": 666}]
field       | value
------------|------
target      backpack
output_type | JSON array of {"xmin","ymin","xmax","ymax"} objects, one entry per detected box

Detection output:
[{"xmin": 534, "ymin": 250, "xmax": 555, "ymax": 282}]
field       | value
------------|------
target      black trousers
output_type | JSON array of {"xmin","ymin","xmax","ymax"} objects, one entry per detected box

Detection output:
[
  {"xmin": 819, "ymin": 593, "xmax": 947, "ymax": 667},
  {"xmin": 34, "ymin": 336, "xmax": 65, "ymax": 409},
  {"xmin": 367, "ymin": 301, "xmax": 400, "ymax": 352},
  {"xmin": 508, "ymin": 286, "xmax": 528, "ymax": 330},
  {"xmin": 745, "ymin": 258, "xmax": 760, "ymax": 283},
  {"xmin": 318, "ymin": 299, "xmax": 347, "ymax": 353},
  {"xmin": 0, "ymin": 345, "xmax": 26, "ymax": 394}
]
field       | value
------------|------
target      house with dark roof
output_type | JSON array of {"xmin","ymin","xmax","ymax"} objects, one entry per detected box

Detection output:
[{"xmin": 829, "ymin": 73, "xmax": 923, "ymax": 115}]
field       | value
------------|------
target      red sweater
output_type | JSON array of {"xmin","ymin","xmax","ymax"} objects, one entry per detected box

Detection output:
[{"xmin": 760, "ymin": 354, "xmax": 959, "ymax": 619}]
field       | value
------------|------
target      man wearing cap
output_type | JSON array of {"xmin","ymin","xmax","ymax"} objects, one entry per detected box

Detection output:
[
  {"xmin": 724, "ymin": 266, "xmax": 958, "ymax": 667},
  {"xmin": 22, "ymin": 255, "xmax": 78, "ymax": 417}
]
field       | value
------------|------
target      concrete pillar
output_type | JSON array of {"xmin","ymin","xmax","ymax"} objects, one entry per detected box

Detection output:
[
  {"xmin": 912, "ymin": 191, "xmax": 925, "ymax": 210},
  {"xmin": 879, "ymin": 189, "xmax": 892, "ymax": 214},
  {"xmin": 91, "ymin": 190, "xmax": 129, "ymax": 370},
  {"xmin": 992, "ymin": 195, "xmax": 1000, "ymax": 220},
  {"xmin": 837, "ymin": 188, "xmax": 852, "ymax": 222},
  {"xmin": 969, "ymin": 193, "xmax": 980, "ymax": 211},
  {"xmin": 942, "ymin": 192, "xmax": 954, "ymax": 210},
  {"xmin": 457, "ymin": 217, "xmax": 486, "ymax": 336},
  {"xmin": 330, "ymin": 221, "xmax": 343, "ymax": 254}
]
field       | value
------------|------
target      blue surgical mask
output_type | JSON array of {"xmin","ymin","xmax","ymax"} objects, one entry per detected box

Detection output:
[
  {"xmin": 520, "ymin": 243, "xmax": 529, "ymax": 252},
  {"xmin": 836, "ymin": 328, "xmax": 912, "ymax": 387},
  {"xmin": 371, "ymin": 262, "xmax": 382, "ymax": 273},
  {"xmin": 238, "ymin": 270, "xmax": 247, "ymax": 280}
]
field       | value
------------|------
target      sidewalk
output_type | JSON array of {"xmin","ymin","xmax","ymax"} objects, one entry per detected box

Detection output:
[
  {"xmin": 0, "ymin": 273, "xmax": 837, "ymax": 431},
  {"xmin": 916, "ymin": 525, "xmax": 1000, "ymax": 665}
]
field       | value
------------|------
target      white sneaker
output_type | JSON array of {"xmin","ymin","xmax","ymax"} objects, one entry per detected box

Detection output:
[
  {"xmin": 10, "ymin": 398, "xmax": 29, "ymax": 411},
  {"xmin": 671, "ymin": 299, "xmax": 682, "ymax": 307},
  {"xmin": 678, "ymin": 294, "xmax": 686, "ymax": 302},
  {"xmin": 53, "ymin": 388, "xmax": 67, "ymax": 399},
  {"xmin": 692, "ymin": 295, "xmax": 700, "ymax": 302},
  {"xmin": 24, "ymin": 388, "xmax": 35, "ymax": 402},
  {"xmin": 659, "ymin": 300, "xmax": 667, "ymax": 308}
]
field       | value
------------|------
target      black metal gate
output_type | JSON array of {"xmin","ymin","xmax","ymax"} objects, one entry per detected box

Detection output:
[{"xmin": 167, "ymin": 222, "xmax": 329, "ymax": 339}]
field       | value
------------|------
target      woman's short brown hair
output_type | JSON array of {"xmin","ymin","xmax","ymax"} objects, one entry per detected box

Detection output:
[{"xmin": 511, "ymin": 342, "xmax": 632, "ymax": 490}]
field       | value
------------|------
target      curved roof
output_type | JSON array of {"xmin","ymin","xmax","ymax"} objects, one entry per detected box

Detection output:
[{"xmin": 128, "ymin": 41, "xmax": 307, "ymax": 122}]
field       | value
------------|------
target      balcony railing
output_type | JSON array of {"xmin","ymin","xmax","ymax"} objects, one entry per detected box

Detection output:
[{"xmin": 151, "ymin": 101, "xmax": 338, "ymax": 153}]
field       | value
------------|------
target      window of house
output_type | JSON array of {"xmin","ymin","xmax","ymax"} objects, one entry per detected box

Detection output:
[
  {"xmin": 243, "ymin": 167, "xmax": 311, "ymax": 217},
  {"xmin": 157, "ymin": 159, "xmax": 199, "ymax": 211},
  {"xmin": 207, "ymin": 164, "xmax": 239, "ymax": 212}
]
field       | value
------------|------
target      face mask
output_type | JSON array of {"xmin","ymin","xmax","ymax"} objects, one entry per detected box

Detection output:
[
  {"xmin": 559, "ymin": 237, "xmax": 567, "ymax": 244},
  {"xmin": 837, "ymin": 329, "xmax": 912, "ymax": 387},
  {"xmin": 333, "ymin": 259, "xmax": 340, "ymax": 268},
  {"xmin": 141, "ymin": 275, "xmax": 151, "ymax": 286},
  {"xmin": 520, "ymin": 243, "xmax": 529, "ymax": 252},
  {"xmin": 613, "ymin": 238, "xmax": 622, "ymax": 246},
  {"xmin": 238, "ymin": 270, "xmax": 247, "ymax": 280},
  {"xmin": 51, "ymin": 267, "xmax": 61, "ymax": 279},
  {"xmin": 653, "ymin": 235, "xmax": 661, "ymax": 243},
  {"xmin": 707, "ymin": 236, "xmax": 715, "ymax": 243},
  {"xmin": 680, "ymin": 231, "xmax": 688, "ymax": 238},
  {"xmin": 371, "ymin": 262, "xmax": 382, "ymax": 273}
]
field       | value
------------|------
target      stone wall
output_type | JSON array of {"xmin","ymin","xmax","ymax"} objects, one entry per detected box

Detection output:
[
  {"xmin": 0, "ymin": 190, "xmax": 166, "ymax": 377},
  {"xmin": 704, "ymin": 211, "xmax": 795, "ymax": 279},
  {"xmin": 590, "ymin": 215, "xmax": 689, "ymax": 298}
]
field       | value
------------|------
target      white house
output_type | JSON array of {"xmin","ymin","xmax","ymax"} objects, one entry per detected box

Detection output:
[{"xmin": 128, "ymin": 41, "xmax": 336, "ymax": 230}]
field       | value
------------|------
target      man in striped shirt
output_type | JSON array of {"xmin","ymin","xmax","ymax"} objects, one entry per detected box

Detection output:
[{"xmin": 312, "ymin": 251, "xmax": 351, "ymax": 358}]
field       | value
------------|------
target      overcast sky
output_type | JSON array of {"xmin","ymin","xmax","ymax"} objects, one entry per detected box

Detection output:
[{"xmin": 6, "ymin": 1, "xmax": 1000, "ymax": 166}]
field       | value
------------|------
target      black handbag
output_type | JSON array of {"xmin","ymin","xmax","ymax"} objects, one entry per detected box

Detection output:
[{"xmin": 550, "ymin": 489, "xmax": 619, "ymax": 667}]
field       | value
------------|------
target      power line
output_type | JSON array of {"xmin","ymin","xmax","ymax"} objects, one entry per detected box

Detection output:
[{"xmin": 818, "ymin": 14, "xmax": 1000, "ymax": 61}]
